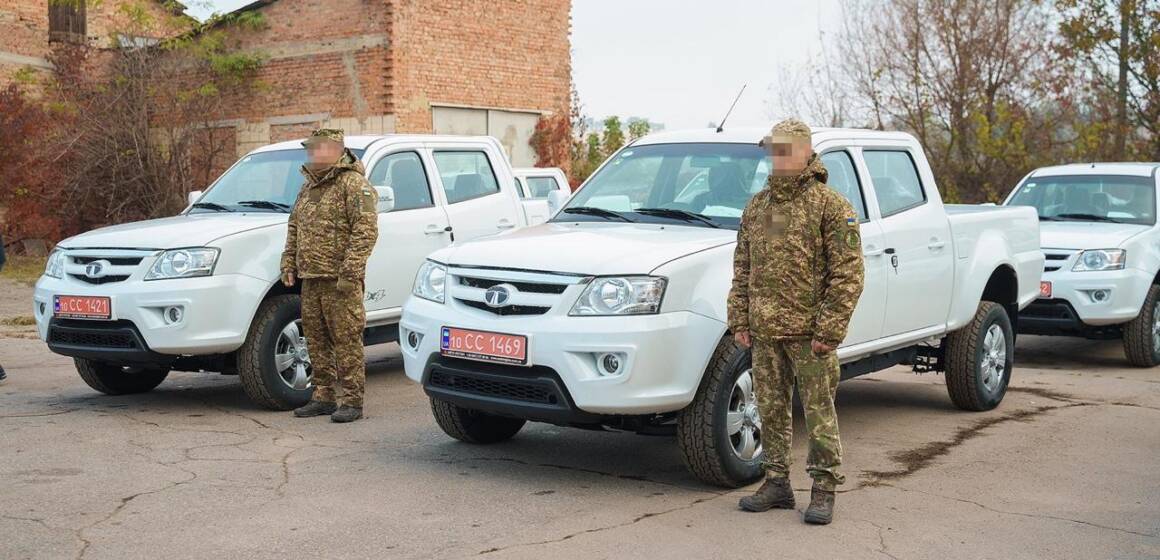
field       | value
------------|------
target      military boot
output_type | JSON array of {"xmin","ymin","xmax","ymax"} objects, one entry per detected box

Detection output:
[
  {"xmin": 331, "ymin": 405, "xmax": 363, "ymax": 423},
  {"xmin": 293, "ymin": 400, "xmax": 336, "ymax": 418},
  {"xmin": 803, "ymin": 485, "xmax": 836, "ymax": 525},
  {"xmin": 738, "ymin": 477, "xmax": 795, "ymax": 512}
]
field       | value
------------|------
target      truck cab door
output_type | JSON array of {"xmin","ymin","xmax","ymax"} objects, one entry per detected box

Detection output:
[
  {"xmin": 820, "ymin": 149, "xmax": 888, "ymax": 346},
  {"xmin": 863, "ymin": 149, "xmax": 954, "ymax": 337},
  {"xmin": 362, "ymin": 146, "xmax": 452, "ymax": 314},
  {"xmin": 430, "ymin": 146, "xmax": 524, "ymax": 240}
]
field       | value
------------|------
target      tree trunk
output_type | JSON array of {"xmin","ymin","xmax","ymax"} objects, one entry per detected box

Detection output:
[{"xmin": 1115, "ymin": 0, "xmax": 1131, "ymax": 159}]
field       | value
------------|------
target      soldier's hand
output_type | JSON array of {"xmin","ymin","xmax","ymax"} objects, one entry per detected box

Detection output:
[
  {"xmin": 281, "ymin": 271, "xmax": 295, "ymax": 287},
  {"xmin": 811, "ymin": 340, "xmax": 835, "ymax": 354},
  {"xmin": 734, "ymin": 330, "xmax": 751, "ymax": 348}
]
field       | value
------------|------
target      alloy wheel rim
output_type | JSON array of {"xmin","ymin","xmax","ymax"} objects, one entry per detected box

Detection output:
[
  {"xmin": 1151, "ymin": 304, "xmax": 1160, "ymax": 353},
  {"xmin": 727, "ymin": 369, "xmax": 763, "ymax": 461},
  {"xmin": 274, "ymin": 319, "xmax": 312, "ymax": 391},
  {"xmin": 980, "ymin": 324, "xmax": 1007, "ymax": 394}
]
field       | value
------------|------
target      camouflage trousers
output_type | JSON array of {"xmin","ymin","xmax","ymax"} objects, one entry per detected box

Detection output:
[
  {"xmin": 301, "ymin": 278, "xmax": 366, "ymax": 408},
  {"xmin": 753, "ymin": 338, "xmax": 845, "ymax": 491}
]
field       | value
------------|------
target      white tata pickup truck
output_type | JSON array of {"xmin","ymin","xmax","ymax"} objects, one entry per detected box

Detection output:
[
  {"xmin": 34, "ymin": 135, "xmax": 542, "ymax": 410},
  {"xmin": 400, "ymin": 127, "xmax": 1044, "ymax": 487},
  {"xmin": 1004, "ymin": 163, "xmax": 1160, "ymax": 366}
]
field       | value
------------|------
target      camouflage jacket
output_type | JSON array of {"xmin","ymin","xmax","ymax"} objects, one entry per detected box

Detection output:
[
  {"xmin": 727, "ymin": 155, "xmax": 865, "ymax": 347},
  {"xmin": 280, "ymin": 150, "xmax": 379, "ymax": 282}
]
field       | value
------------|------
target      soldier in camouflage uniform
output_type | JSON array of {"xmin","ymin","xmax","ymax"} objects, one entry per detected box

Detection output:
[
  {"xmin": 280, "ymin": 129, "xmax": 379, "ymax": 423},
  {"xmin": 729, "ymin": 119, "xmax": 865, "ymax": 524}
]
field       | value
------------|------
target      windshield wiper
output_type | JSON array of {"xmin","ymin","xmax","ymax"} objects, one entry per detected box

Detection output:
[
  {"xmin": 191, "ymin": 202, "xmax": 234, "ymax": 212},
  {"xmin": 635, "ymin": 207, "xmax": 722, "ymax": 228},
  {"xmin": 1039, "ymin": 215, "xmax": 1062, "ymax": 221},
  {"xmin": 560, "ymin": 206, "xmax": 636, "ymax": 222},
  {"xmin": 1056, "ymin": 213, "xmax": 1123, "ymax": 223},
  {"xmin": 237, "ymin": 200, "xmax": 291, "ymax": 213}
]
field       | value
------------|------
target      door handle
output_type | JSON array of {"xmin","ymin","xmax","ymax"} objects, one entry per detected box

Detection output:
[
  {"xmin": 927, "ymin": 239, "xmax": 946, "ymax": 250},
  {"xmin": 863, "ymin": 246, "xmax": 885, "ymax": 257},
  {"xmin": 425, "ymin": 225, "xmax": 452, "ymax": 235},
  {"xmin": 496, "ymin": 220, "xmax": 516, "ymax": 230}
]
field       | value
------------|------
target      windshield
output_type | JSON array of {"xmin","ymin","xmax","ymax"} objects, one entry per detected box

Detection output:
[
  {"xmin": 1007, "ymin": 174, "xmax": 1156, "ymax": 225},
  {"xmin": 191, "ymin": 148, "xmax": 365, "ymax": 214},
  {"xmin": 557, "ymin": 143, "xmax": 771, "ymax": 229}
]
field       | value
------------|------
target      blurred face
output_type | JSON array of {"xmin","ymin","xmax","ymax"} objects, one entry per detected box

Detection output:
[
  {"xmin": 306, "ymin": 140, "xmax": 343, "ymax": 167},
  {"xmin": 764, "ymin": 134, "xmax": 813, "ymax": 176}
]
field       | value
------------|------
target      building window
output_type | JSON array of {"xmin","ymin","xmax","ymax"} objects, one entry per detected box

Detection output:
[{"xmin": 49, "ymin": 0, "xmax": 88, "ymax": 44}]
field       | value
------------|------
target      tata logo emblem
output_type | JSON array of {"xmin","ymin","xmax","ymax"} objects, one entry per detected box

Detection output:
[
  {"xmin": 84, "ymin": 260, "xmax": 110, "ymax": 279},
  {"xmin": 483, "ymin": 284, "xmax": 516, "ymax": 308}
]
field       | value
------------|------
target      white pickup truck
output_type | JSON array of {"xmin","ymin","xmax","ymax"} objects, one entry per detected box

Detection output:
[
  {"xmin": 400, "ymin": 127, "xmax": 1044, "ymax": 487},
  {"xmin": 1004, "ymin": 163, "xmax": 1160, "ymax": 366},
  {"xmin": 34, "ymin": 134, "xmax": 541, "ymax": 410}
]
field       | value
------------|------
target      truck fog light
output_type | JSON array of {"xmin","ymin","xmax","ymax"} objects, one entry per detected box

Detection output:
[
  {"xmin": 164, "ymin": 306, "xmax": 184, "ymax": 324},
  {"xmin": 1090, "ymin": 289, "xmax": 1110, "ymax": 303},
  {"xmin": 407, "ymin": 330, "xmax": 421, "ymax": 349},
  {"xmin": 598, "ymin": 353, "xmax": 625, "ymax": 376}
]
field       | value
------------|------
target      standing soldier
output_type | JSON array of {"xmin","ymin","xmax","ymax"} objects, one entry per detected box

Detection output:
[
  {"xmin": 280, "ymin": 129, "xmax": 379, "ymax": 423},
  {"xmin": 729, "ymin": 119, "xmax": 865, "ymax": 524}
]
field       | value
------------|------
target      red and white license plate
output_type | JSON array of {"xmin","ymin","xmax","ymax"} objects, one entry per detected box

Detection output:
[
  {"xmin": 440, "ymin": 327, "xmax": 528, "ymax": 366},
  {"xmin": 1039, "ymin": 281, "xmax": 1052, "ymax": 299},
  {"xmin": 54, "ymin": 295, "xmax": 111, "ymax": 320}
]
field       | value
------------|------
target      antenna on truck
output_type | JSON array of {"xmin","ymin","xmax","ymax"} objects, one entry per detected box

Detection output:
[{"xmin": 716, "ymin": 84, "xmax": 747, "ymax": 133}]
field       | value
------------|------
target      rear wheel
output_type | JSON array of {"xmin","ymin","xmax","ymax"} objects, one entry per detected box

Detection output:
[
  {"xmin": 677, "ymin": 336, "xmax": 763, "ymax": 488},
  {"xmin": 238, "ymin": 295, "xmax": 313, "ymax": 410},
  {"xmin": 430, "ymin": 398, "xmax": 526, "ymax": 444},
  {"xmin": 1122, "ymin": 284, "xmax": 1160, "ymax": 367},
  {"xmin": 945, "ymin": 301, "xmax": 1013, "ymax": 411},
  {"xmin": 74, "ymin": 358, "xmax": 168, "ymax": 395}
]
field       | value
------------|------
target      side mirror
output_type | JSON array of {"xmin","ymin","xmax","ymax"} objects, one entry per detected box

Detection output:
[
  {"xmin": 374, "ymin": 185, "xmax": 396, "ymax": 213},
  {"xmin": 187, "ymin": 190, "xmax": 203, "ymax": 207},
  {"xmin": 547, "ymin": 190, "xmax": 570, "ymax": 215}
]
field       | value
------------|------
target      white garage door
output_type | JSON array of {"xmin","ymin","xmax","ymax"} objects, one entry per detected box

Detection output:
[{"xmin": 431, "ymin": 106, "xmax": 541, "ymax": 167}]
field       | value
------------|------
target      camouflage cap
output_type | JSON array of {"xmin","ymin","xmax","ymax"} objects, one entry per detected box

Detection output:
[
  {"xmin": 302, "ymin": 128, "xmax": 344, "ymax": 147},
  {"xmin": 761, "ymin": 118, "xmax": 812, "ymax": 145}
]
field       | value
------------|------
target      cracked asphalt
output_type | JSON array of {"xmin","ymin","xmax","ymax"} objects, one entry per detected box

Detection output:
[{"xmin": 2, "ymin": 293, "xmax": 1159, "ymax": 558}]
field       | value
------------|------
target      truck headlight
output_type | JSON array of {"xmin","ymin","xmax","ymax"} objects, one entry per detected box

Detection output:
[
  {"xmin": 44, "ymin": 249, "xmax": 66, "ymax": 279},
  {"xmin": 570, "ymin": 276, "xmax": 667, "ymax": 316},
  {"xmin": 413, "ymin": 260, "xmax": 447, "ymax": 303},
  {"xmin": 1072, "ymin": 249, "xmax": 1126, "ymax": 272},
  {"xmin": 144, "ymin": 248, "xmax": 219, "ymax": 280}
]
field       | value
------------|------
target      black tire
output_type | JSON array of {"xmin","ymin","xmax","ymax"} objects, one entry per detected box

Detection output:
[
  {"xmin": 1122, "ymin": 285, "xmax": 1160, "ymax": 367},
  {"xmin": 237, "ymin": 295, "xmax": 313, "ymax": 411},
  {"xmin": 74, "ymin": 358, "xmax": 168, "ymax": 395},
  {"xmin": 945, "ymin": 301, "xmax": 1013, "ymax": 411},
  {"xmin": 430, "ymin": 398, "xmax": 526, "ymax": 444},
  {"xmin": 676, "ymin": 336, "xmax": 763, "ymax": 488}
]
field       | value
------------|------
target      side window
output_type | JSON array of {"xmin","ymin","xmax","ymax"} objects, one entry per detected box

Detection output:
[
  {"xmin": 367, "ymin": 151, "xmax": 435, "ymax": 212},
  {"xmin": 526, "ymin": 177, "xmax": 560, "ymax": 198},
  {"xmin": 820, "ymin": 151, "xmax": 868, "ymax": 221},
  {"xmin": 864, "ymin": 150, "xmax": 926, "ymax": 217},
  {"xmin": 514, "ymin": 177, "xmax": 527, "ymax": 199},
  {"xmin": 433, "ymin": 151, "xmax": 501, "ymax": 204}
]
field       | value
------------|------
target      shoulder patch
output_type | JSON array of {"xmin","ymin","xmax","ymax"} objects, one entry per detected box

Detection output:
[{"xmin": 360, "ymin": 187, "xmax": 377, "ymax": 213}]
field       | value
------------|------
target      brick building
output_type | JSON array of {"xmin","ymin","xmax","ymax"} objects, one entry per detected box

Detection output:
[{"xmin": 1, "ymin": 0, "xmax": 573, "ymax": 168}]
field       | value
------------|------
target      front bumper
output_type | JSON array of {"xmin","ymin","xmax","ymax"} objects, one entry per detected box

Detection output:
[
  {"xmin": 1020, "ymin": 266, "xmax": 1152, "ymax": 334},
  {"xmin": 400, "ymin": 295, "xmax": 726, "ymax": 416},
  {"xmin": 34, "ymin": 273, "xmax": 270, "ymax": 356}
]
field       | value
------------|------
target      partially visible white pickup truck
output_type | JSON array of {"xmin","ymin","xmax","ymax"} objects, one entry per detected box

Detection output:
[
  {"xmin": 400, "ymin": 127, "xmax": 1044, "ymax": 487},
  {"xmin": 34, "ymin": 134, "xmax": 539, "ymax": 410},
  {"xmin": 512, "ymin": 167, "xmax": 572, "ymax": 224},
  {"xmin": 1004, "ymin": 163, "xmax": 1160, "ymax": 366}
]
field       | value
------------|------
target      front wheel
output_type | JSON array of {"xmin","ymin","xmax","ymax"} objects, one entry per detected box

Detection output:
[
  {"xmin": 237, "ymin": 295, "xmax": 313, "ymax": 410},
  {"xmin": 945, "ymin": 301, "xmax": 1013, "ymax": 411},
  {"xmin": 676, "ymin": 336, "xmax": 763, "ymax": 488},
  {"xmin": 74, "ymin": 358, "xmax": 168, "ymax": 395},
  {"xmin": 430, "ymin": 398, "xmax": 526, "ymax": 443},
  {"xmin": 1122, "ymin": 284, "xmax": 1160, "ymax": 367}
]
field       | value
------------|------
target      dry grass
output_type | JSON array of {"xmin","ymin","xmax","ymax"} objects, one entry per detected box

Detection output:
[
  {"xmin": 1, "ymin": 255, "xmax": 47, "ymax": 286},
  {"xmin": 0, "ymin": 316, "xmax": 36, "ymax": 326}
]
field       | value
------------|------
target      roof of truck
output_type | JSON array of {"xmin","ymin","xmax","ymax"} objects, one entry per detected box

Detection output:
[
  {"xmin": 1029, "ymin": 162, "xmax": 1160, "ymax": 178},
  {"xmin": 629, "ymin": 126, "xmax": 916, "ymax": 147},
  {"xmin": 249, "ymin": 135, "xmax": 503, "ymax": 154}
]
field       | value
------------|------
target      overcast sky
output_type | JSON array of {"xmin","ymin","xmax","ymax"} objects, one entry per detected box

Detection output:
[{"xmin": 187, "ymin": 0, "xmax": 840, "ymax": 130}]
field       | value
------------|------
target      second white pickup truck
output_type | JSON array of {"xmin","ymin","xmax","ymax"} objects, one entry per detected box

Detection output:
[
  {"xmin": 35, "ymin": 134, "xmax": 539, "ymax": 410},
  {"xmin": 400, "ymin": 127, "xmax": 1044, "ymax": 487}
]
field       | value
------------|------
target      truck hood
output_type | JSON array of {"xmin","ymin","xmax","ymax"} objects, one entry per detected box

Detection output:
[
  {"xmin": 1039, "ymin": 221, "xmax": 1150, "ymax": 250},
  {"xmin": 438, "ymin": 222, "xmax": 738, "ymax": 275},
  {"xmin": 58, "ymin": 213, "xmax": 288, "ymax": 250}
]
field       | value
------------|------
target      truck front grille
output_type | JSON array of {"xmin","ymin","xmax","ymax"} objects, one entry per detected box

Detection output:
[
  {"xmin": 1043, "ymin": 250, "xmax": 1075, "ymax": 272},
  {"xmin": 48, "ymin": 320, "xmax": 141, "ymax": 349},
  {"xmin": 64, "ymin": 250, "xmax": 152, "ymax": 285},
  {"xmin": 448, "ymin": 267, "xmax": 586, "ymax": 317},
  {"xmin": 429, "ymin": 370, "xmax": 559, "ymax": 405}
]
